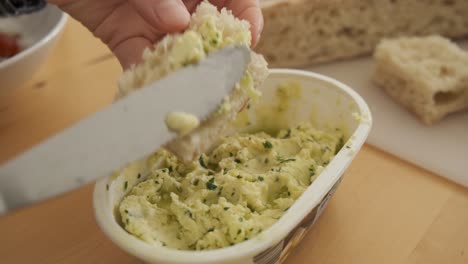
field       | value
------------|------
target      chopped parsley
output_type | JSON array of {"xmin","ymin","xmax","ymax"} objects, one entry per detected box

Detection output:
[
  {"xmin": 258, "ymin": 176, "xmax": 264, "ymax": 182},
  {"xmin": 309, "ymin": 166, "xmax": 316, "ymax": 177},
  {"xmin": 277, "ymin": 157, "xmax": 296, "ymax": 163},
  {"xmin": 263, "ymin": 141, "xmax": 273, "ymax": 149},
  {"xmin": 199, "ymin": 155, "xmax": 207, "ymax": 168},
  {"xmin": 124, "ymin": 181, "xmax": 128, "ymax": 191},
  {"xmin": 224, "ymin": 207, "xmax": 230, "ymax": 211},
  {"xmin": 335, "ymin": 136, "xmax": 345, "ymax": 154},
  {"xmin": 185, "ymin": 210, "xmax": 193, "ymax": 219},
  {"xmin": 193, "ymin": 179, "xmax": 199, "ymax": 186},
  {"xmin": 206, "ymin": 177, "xmax": 217, "ymax": 190},
  {"xmin": 207, "ymin": 228, "xmax": 215, "ymax": 233},
  {"xmin": 137, "ymin": 173, "xmax": 141, "ymax": 179}
]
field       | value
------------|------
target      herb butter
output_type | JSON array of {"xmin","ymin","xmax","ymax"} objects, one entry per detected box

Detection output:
[{"xmin": 119, "ymin": 123, "xmax": 344, "ymax": 250}]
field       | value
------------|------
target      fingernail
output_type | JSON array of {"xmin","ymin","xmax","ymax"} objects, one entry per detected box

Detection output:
[
  {"xmin": 255, "ymin": 32, "xmax": 262, "ymax": 46},
  {"xmin": 156, "ymin": 0, "xmax": 190, "ymax": 31}
]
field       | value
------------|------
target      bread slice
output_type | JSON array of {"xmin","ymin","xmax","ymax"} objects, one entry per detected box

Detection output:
[
  {"xmin": 256, "ymin": 0, "xmax": 468, "ymax": 68},
  {"xmin": 373, "ymin": 35, "xmax": 468, "ymax": 125},
  {"xmin": 117, "ymin": 1, "xmax": 268, "ymax": 162}
]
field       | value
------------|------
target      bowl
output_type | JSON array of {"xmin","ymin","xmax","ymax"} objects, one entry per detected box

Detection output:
[
  {"xmin": 0, "ymin": 5, "xmax": 67, "ymax": 94},
  {"xmin": 93, "ymin": 69, "xmax": 372, "ymax": 264}
]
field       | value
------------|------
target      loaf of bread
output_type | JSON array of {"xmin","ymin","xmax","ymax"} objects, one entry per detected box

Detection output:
[
  {"xmin": 256, "ymin": 0, "xmax": 468, "ymax": 68},
  {"xmin": 373, "ymin": 35, "xmax": 468, "ymax": 125}
]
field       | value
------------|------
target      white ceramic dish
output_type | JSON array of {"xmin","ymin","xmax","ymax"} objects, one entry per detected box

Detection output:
[
  {"xmin": 0, "ymin": 5, "xmax": 67, "ymax": 94},
  {"xmin": 93, "ymin": 69, "xmax": 372, "ymax": 264}
]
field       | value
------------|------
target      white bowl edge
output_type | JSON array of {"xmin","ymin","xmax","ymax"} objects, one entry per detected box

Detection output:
[{"xmin": 0, "ymin": 8, "xmax": 68, "ymax": 69}]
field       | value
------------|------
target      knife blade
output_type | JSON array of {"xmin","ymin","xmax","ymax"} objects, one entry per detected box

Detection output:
[{"xmin": 0, "ymin": 45, "xmax": 251, "ymax": 212}]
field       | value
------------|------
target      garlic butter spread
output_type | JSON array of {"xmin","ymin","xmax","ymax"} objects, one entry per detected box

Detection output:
[
  {"xmin": 165, "ymin": 112, "xmax": 200, "ymax": 135},
  {"xmin": 119, "ymin": 123, "xmax": 344, "ymax": 250}
]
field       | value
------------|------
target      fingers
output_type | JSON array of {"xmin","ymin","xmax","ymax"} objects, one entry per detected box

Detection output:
[
  {"xmin": 129, "ymin": 0, "xmax": 263, "ymax": 45},
  {"xmin": 183, "ymin": 0, "xmax": 203, "ymax": 13},
  {"xmin": 113, "ymin": 37, "xmax": 153, "ymax": 69},
  {"xmin": 129, "ymin": 0, "xmax": 191, "ymax": 33},
  {"xmin": 209, "ymin": 0, "xmax": 263, "ymax": 46},
  {"xmin": 92, "ymin": 2, "xmax": 163, "ymax": 69}
]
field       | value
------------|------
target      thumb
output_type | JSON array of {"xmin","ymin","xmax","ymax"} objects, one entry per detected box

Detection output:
[{"xmin": 129, "ymin": 0, "xmax": 190, "ymax": 33}]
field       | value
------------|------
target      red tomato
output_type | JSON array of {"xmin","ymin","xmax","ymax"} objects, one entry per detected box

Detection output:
[{"xmin": 0, "ymin": 33, "xmax": 20, "ymax": 58}]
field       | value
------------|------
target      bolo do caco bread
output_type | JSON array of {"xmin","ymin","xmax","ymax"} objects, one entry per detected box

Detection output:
[
  {"xmin": 373, "ymin": 35, "xmax": 468, "ymax": 125},
  {"xmin": 256, "ymin": 0, "xmax": 468, "ymax": 68}
]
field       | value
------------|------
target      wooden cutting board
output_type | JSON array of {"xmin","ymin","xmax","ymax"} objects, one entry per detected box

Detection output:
[{"xmin": 305, "ymin": 41, "xmax": 468, "ymax": 187}]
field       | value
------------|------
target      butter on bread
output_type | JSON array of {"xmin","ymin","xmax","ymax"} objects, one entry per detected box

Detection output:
[
  {"xmin": 116, "ymin": 1, "xmax": 268, "ymax": 161},
  {"xmin": 373, "ymin": 35, "xmax": 468, "ymax": 125}
]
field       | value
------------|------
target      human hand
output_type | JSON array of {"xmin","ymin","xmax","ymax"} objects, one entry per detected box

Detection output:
[{"xmin": 47, "ymin": 0, "xmax": 263, "ymax": 69}]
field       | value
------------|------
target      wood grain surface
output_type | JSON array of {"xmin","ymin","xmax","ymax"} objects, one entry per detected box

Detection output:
[{"xmin": 0, "ymin": 19, "xmax": 467, "ymax": 264}]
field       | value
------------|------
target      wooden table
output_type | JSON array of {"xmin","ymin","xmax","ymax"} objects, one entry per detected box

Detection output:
[{"xmin": 1, "ymin": 19, "xmax": 467, "ymax": 264}]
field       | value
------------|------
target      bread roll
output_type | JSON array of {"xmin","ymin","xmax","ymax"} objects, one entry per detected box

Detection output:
[{"xmin": 373, "ymin": 35, "xmax": 468, "ymax": 124}]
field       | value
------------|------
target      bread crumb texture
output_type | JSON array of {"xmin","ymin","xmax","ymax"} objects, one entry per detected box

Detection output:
[{"xmin": 118, "ymin": 1, "xmax": 258, "ymax": 97}]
